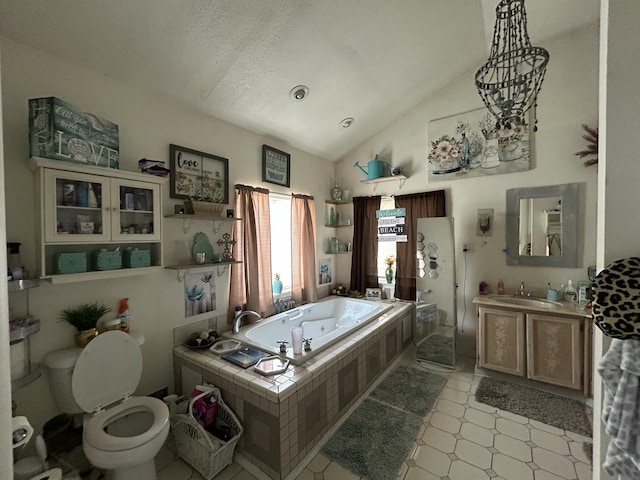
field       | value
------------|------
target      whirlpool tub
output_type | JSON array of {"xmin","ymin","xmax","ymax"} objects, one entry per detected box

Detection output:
[{"xmin": 224, "ymin": 296, "xmax": 392, "ymax": 363}]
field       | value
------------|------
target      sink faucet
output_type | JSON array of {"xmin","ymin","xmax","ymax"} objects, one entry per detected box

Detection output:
[
  {"xmin": 232, "ymin": 310, "xmax": 260, "ymax": 334},
  {"xmin": 514, "ymin": 282, "xmax": 531, "ymax": 298}
]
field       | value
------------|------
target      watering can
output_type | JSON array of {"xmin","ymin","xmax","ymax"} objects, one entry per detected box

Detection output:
[{"xmin": 354, "ymin": 155, "xmax": 388, "ymax": 180}]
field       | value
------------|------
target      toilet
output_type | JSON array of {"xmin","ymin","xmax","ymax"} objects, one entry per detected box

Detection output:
[{"xmin": 43, "ymin": 331, "xmax": 169, "ymax": 480}]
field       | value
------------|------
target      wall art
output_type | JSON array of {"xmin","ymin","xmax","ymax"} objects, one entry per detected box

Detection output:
[
  {"xmin": 318, "ymin": 257, "xmax": 333, "ymax": 285},
  {"xmin": 184, "ymin": 271, "xmax": 216, "ymax": 317},
  {"xmin": 427, "ymin": 107, "xmax": 531, "ymax": 182},
  {"xmin": 170, "ymin": 144, "xmax": 229, "ymax": 203},
  {"xmin": 262, "ymin": 144, "xmax": 290, "ymax": 187}
]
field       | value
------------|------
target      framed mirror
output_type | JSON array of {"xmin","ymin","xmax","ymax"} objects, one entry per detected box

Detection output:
[{"xmin": 506, "ymin": 183, "xmax": 579, "ymax": 267}]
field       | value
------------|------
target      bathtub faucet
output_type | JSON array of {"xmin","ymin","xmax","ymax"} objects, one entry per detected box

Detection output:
[{"xmin": 232, "ymin": 310, "xmax": 261, "ymax": 334}]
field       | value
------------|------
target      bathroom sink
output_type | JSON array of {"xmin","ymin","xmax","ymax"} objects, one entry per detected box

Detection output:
[{"xmin": 491, "ymin": 296, "xmax": 564, "ymax": 309}]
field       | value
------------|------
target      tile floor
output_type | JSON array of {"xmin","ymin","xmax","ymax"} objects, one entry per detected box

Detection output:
[{"xmin": 155, "ymin": 352, "xmax": 593, "ymax": 480}]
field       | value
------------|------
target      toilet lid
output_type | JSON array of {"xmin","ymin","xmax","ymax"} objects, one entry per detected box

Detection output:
[{"xmin": 72, "ymin": 330, "xmax": 142, "ymax": 413}]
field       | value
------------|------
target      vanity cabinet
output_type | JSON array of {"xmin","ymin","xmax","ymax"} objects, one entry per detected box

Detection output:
[
  {"xmin": 30, "ymin": 157, "xmax": 166, "ymax": 283},
  {"xmin": 477, "ymin": 307, "xmax": 526, "ymax": 377},
  {"xmin": 475, "ymin": 299, "xmax": 591, "ymax": 396}
]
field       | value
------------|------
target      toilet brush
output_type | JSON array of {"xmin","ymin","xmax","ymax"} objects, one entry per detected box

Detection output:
[{"xmin": 35, "ymin": 434, "xmax": 49, "ymax": 470}]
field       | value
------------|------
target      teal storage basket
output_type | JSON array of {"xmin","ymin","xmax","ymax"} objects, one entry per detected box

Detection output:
[
  {"xmin": 55, "ymin": 252, "xmax": 87, "ymax": 274},
  {"xmin": 123, "ymin": 249, "xmax": 151, "ymax": 268},
  {"xmin": 92, "ymin": 250, "xmax": 122, "ymax": 271}
]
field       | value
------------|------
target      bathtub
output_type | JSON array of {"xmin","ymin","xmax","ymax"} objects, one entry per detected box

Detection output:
[{"xmin": 224, "ymin": 296, "xmax": 392, "ymax": 363}]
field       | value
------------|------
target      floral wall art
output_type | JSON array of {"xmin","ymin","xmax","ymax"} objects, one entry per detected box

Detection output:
[
  {"xmin": 184, "ymin": 271, "xmax": 216, "ymax": 317},
  {"xmin": 427, "ymin": 107, "xmax": 531, "ymax": 181}
]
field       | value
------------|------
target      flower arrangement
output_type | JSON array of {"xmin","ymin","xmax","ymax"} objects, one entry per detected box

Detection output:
[
  {"xmin": 496, "ymin": 121, "xmax": 526, "ymax": 143},
  {"xmin": 384, "ymin": 255, "xmax": 395, "ymax": 267},
  {"xmin": 428, "ymin": 135, "xmax": 461, "ymax": 168}
]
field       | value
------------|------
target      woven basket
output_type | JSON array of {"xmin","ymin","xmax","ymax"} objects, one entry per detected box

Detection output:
[
  {"xmin": 170, "ymin": 387, "xmax": 243, "ymax": 479},
  {"xmin": 184, "ymin": 199, "xmax": 224, "ymax": 216}
]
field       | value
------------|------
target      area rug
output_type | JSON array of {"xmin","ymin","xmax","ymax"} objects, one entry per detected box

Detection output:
[
  {"xmin": 475, "ymin": 376, "xmax": 592, "ymax": 437},
  {"xmin": 321, "ymin": 366, "xmax": 446, "ymax": 480},
  {"xmin": 416, "ymin": 334, "xmax": 455, "ymax": 366}
]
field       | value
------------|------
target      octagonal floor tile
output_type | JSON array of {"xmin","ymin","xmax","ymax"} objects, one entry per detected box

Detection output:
[
  {"xmin": 414, "ymin": 444, "xmax": 452, "ymax": 477},
  {"xmin": 454, "ymin": 439, "xmax": 492, "ymax": 469},
  {"xmin": 449, "ymin": 459, "xmax": 490, "ymax": 480},
  {"xmin": 430, "ymin": 411, "xmax": 462, "ymax": 434},
  {"xmin": 492, "ymin": 453, "xmax": 534, "ymax": 480},
  {"xmin": 532, "ymin": 447, "xmax": 577, "ymax": 479},
  {"xmin": 496, "ymin": 417, "xmax": 531, "ymax": 441},
  {"xmin": 494, "ymin": 434, "xmax": 533, "ymax": 462},
  {"xmin": 530, "ymin": 429, "xmax": 570, "ymax": 456},
  {"xmin": 460, "ymin": 422, "xmax": 495, "ymax": 447},
  {"xmin": 422, "ymin": 426, "xmax": 457, "ymax": 453}
]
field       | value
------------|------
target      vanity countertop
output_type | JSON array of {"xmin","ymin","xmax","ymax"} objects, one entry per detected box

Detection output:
[{"xmin": 473, "ymin": 294, "xmax": 592, "ymax": 318}]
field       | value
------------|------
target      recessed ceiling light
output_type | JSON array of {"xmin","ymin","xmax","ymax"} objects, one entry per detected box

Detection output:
[
  {"xmin": 290, "ymin": 85, "xmax": 309, "ymax": 101},
  {"xmin": 339, "ymin": 117, "xmax": 355, "ymax": 129}
]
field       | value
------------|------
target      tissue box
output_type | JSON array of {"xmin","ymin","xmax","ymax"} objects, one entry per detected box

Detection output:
[
  {"xmin": 123, "ymin": 249, "xmax": 151, "ymax": 268},
  {"xmin": 28, "ymin": 97, "xmax": 119, "ymax": 169},
  {"xmin": 55, "ymin": 252, "xmax": 87, "ymax": 274},
  {"xmin": 91, "ymin": 250, "xmax": 122, "ymax": 271},
  {"xmin": 190, "ymin": 388, "xmax": 218, "ymax": 429}
]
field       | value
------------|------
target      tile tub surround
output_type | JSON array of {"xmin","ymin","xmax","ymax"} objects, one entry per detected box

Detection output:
[{"xmin": 173, "ymin": 301, "xmax": 413, "ymax": 480}]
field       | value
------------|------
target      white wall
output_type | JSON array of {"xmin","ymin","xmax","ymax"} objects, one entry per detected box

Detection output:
[
  {"xmin": 336, "ymin": 24, "xmax": 600, "ymax": 357},
  {"xmin": 593, "ymin": 1, "xmax": 640, "ymax": 478},
  {"xmin": 0, "ymin": 38, "xmax": 336, "ymax": 442}
]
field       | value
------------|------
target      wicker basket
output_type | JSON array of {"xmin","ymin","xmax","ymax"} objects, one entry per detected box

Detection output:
[
  {"xmin": 170, "ymin": 387, "xmax": 243, "ymax": 479},
  {"xmin": 184, "ymin": 199, "xmax": 225, "ymax": 216}
]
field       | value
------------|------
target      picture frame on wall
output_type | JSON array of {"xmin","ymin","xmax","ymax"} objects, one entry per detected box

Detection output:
[
  {"xmin": 170, "ymin": 144, "xmax": 229, "ymax": 204},
  {"xmin": 262, "ymin": 144, "xmax": 290, "ymax": 187}
]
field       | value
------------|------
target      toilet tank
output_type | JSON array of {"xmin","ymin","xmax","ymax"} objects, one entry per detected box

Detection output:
[{"xmin": 43, "ymin": 347, "xmax": 83, "ymax": 414}]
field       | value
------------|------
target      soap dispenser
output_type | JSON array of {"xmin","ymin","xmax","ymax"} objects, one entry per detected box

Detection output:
[{"xmin": 564, "ymin": 280, "xmax": 578, "ymax": 302}]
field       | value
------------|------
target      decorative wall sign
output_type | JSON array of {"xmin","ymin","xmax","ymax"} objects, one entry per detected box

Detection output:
[
  {"xmin": 427, "ymin": 107, "xmax": 531, "ymax": 182},
  {"xmin": 262, "ymin": 145, "xmax": 291, "ymax": 187},
  {"xmin": 477, "ymin": 208, "xmax": 493, "ymax": 236},
  {"xmin": 377, "ymin": 208, "xmax": 407, "ymax": 243},
  {"xmin": 170, "ymin": 144, "xmax": 229, "ymax": 203}
]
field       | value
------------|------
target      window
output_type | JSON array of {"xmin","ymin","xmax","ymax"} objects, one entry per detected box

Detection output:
[
  {"xmin": 377, "ymin": 196, "xmax": 397, "ymax": 281},
  {"xmin": 269, "ymin": 193, "xmax": 292, "ymax": 292}
]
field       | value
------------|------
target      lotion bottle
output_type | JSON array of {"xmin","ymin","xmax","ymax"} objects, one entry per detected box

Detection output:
[{"xmin": 564, "ymin": 280, "xmax": 578, "ymax": 303}]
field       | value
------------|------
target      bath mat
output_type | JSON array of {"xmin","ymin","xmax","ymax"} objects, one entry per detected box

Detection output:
[
  {"xmin": 322, "ymin": 366, "xmax": 446, "ymax": 480},
  {"xmin": 321, "ymin": 398, "xmax": 423, "ymax": 480},
  {"xmin": 475, "ymin": 376, "xmax": 592, "ymax": 437},
  {"xmin": 370, "ymin": 365, "xmax": 447, "ymax": 417},
  {"xmin": 416, "ymin": 334, "xmax": 455, "ymax": 366}
]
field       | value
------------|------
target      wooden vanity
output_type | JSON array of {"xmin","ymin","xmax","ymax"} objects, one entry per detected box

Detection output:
[{"xmin": 473, "ymin": 294, "xmax": 592, "ymax": 396}]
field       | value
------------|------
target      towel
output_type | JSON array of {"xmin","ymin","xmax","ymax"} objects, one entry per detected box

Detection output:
[{"xmin": 598, "ymin": 338, "xmax": 640, "ymax": 479}]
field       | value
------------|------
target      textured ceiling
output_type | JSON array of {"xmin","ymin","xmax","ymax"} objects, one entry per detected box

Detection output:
[{"xmin": 0, "ymin": 1, "xmax": 599, "ymax": 161}]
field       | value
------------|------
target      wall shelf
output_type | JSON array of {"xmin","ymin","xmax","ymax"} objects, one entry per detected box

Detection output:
[
  {"xmin": 41, "ymin": 266, "xmax": 165, "ymax": 284},
  {"xmin": 165, "ymin": 260, "xmax": 242, "ymax": 282},
  {"xmin": 165, "ymin": 214, "xmax": 241, "ymax": 234},
  {"xmin": 360, "ymin": 174, "xmax": 407, "ymax": 191}
]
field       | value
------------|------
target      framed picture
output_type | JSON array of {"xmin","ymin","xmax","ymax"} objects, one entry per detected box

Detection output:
[
  {"xmin": 262, "ymin": 144, "xmax": 290, "ymax": 187},
  {"xmin": 318, "ymin": 257, "xmax": 333, "ymax": 286},
  {"xmin": 170, "ymin": 144, "xmax": 229, "ymax": 204},
  {"xmin": 365, "ymin": 287, "xmax": 382, "ymax": 301}
]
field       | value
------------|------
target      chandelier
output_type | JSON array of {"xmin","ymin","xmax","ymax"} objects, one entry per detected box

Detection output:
[{"xmin": 475, "ymin": 0, "xmax": 549, "ymax": 130}]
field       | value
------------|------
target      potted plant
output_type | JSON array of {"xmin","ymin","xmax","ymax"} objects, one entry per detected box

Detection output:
[
  {"xmin": 273, "ymin": 273, "xmax": 283, "ymax": 294},
  {"xmin": 59, "ymin": 301, "xmax": 112, "ymax": 347}
]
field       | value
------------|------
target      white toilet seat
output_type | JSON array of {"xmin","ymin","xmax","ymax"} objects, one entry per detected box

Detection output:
[{"xmin": 84, "ymin": 396, "xmax": 169, "ymax": 452}]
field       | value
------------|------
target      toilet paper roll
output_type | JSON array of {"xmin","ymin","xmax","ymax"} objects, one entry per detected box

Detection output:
[
  {"xmin": 31, "ymin": 468, "xmax": 63, "ymax": 480},
  {"xmin": 12, "ymin": 415, "xmax": 34, "ymax": 448}
]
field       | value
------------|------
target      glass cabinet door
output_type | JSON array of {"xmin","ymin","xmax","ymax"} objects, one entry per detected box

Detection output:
[
  {"xmin": 43, "ymin": 169, "xmax": 111, "ymax": 243},
  {"xmin": 110, "ymin": 179, "xmax": 161, "ymax": 241}
]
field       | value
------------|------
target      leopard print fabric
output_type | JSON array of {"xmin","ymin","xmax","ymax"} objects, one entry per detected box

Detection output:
[{"xmin": 593, "ymin": 257, "xmax": 640, "ymax": 339}]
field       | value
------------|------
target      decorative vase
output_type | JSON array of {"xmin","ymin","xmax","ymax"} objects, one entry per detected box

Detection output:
[
  {"xmin": 273, "ymin": 274, "xmax": 283, "ymax": 294},
  {"xmin": 74, "ymin": 328, "xmax": 99, "ymax": 347},
  {"xmin": 459, "ymin": 133, "xmax": 470, "ymax": 168},
  {"xmin": 385, "ymin": 266, "xmax": 394, "ymax": 284},
  {"xmin": 481, "ymin": 136, "xmax": 500, "ymax": 169},
  {"xmin": 331, "ymin": 182, "xmax": 343, "ymax": 201}
]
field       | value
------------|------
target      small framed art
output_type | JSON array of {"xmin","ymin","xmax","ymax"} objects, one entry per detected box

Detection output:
[
  {"xmin": 365, "ymin": 288, "xmax": 382, "ymax": 300},
  {"xmin": 170, "ymin": 144, "xmax": 229, "ymax": 204},
  {"xmin": 262, "ymin": 144, "xmax": 290, "ymax": 187}
]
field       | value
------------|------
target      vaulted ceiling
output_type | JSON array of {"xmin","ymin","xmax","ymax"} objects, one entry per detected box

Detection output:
[{"xmin": 0, "ymin": 0, "xmax": 599, "ymax": 160}]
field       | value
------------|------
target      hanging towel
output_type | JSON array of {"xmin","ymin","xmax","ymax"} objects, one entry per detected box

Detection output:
[{"xmin": 598, "ymin": 338, "xmax": 640, "ymax": 479}]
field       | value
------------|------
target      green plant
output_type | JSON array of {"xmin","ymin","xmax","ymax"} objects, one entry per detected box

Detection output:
[
  {"xmin": 575, "ymin": 124, "xmax": 598, "ymax": 167},
  {"xmin": 59, "ymin": 302, "xmax": 112, "ymax": 331}
]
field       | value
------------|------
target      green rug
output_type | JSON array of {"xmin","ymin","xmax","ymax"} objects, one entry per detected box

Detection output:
[
  {"xmin": 475, "ymin": 376, "xmax": 592, "ymax": 437},
  {"xmin": 416, "ymin": 334, "xmax": 455, "ymax": 366},
  {"xmin": 322, "ymin": 366, "xmax": 446, "ymax": 480}
]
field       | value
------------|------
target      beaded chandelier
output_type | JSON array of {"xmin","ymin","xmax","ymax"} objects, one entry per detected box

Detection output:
[{"xmin": 475, "ymin": 0, "xmax": 549, "ymax": 130}]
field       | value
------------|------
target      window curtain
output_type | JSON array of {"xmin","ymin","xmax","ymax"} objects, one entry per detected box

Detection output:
[
  {"xmin": 350, "ymin": 195, "xmax": 382, "ymax": 294},
  {"xmin": 228, "ymin": 184, "xmax": 273, "ymax": 322},
  {"xmin": 291, "ymin": 194, "xmax": 318, "ymax": 304},
  {"xmin": 394, "ymin": 190, "xmax": 446, "ymax": 301}
]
